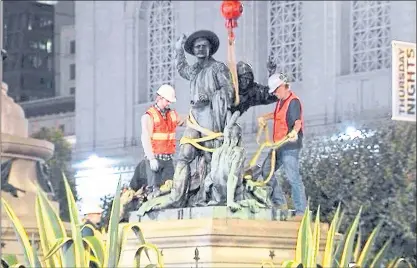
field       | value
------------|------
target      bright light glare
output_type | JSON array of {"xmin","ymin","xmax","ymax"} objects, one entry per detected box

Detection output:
[
  {"xmin": 74, "ymin": 154, "xmax": 128, "ymax": 214},
  {"xmin": 36, "ymin": 1, "xmax": 58, "ymax": 5},
  {"xmin": 330, "ymin": 126, "xmax": 375, "ymax": 141},
  {"xmin": 74, "ymin": 154, "xmax": 116, "ymax": 169},
  {"xmin": 76, "ymin": 168, "xmax": 121, "ymax": 214},
  {"xmin": 345, "ymin": 126, "xmax": 362, "ymax": 139}
]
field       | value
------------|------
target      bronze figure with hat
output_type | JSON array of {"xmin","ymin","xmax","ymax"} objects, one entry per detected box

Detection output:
[
  {"xmin": 183, "ymin": 30, "xmax": 220, "ymax": 57},
  {"xmin": 137, "ymin": 29, "xmax": 235, "ymax": 214}
]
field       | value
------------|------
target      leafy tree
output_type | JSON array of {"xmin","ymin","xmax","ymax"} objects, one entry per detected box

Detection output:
[
  {"xmin": 31, "ymin": 127, "xmax": 79, "ymax": 221},
  {"xmin": 295, "ymin": 120, "xmax": 416, "ymax": 265}
]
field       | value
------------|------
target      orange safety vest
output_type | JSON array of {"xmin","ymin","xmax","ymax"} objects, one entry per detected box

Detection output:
[
  {"xmin": 146, "ymin": 106, "xmax": 178, "ymax": 155},
  {"xmin": 272, "ymin": 92, "xmax": 304, "ymax": 143}
]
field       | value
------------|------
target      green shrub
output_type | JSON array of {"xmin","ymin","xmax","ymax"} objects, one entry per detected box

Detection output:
[
  {"xmin": 1, "ymin": 174, "xmax": 163, "ymax": 268},
  {"xmin": 299, "ymin": 121, "xmax": 416, "ymax": 266},
  {"xmin": 262, "ymin": 204, "xmax": 412, "ymax": 268}
]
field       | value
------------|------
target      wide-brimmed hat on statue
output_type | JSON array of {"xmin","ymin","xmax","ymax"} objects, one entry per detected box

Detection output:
[{"xmin": 184, "ymin": 30, "xmax": 220, "ymax": 56}]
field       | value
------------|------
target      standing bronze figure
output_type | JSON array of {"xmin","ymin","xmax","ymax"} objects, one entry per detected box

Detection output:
[{"xmin": 138, "ymin": 30, "xmax": 235, "ymax": 214}]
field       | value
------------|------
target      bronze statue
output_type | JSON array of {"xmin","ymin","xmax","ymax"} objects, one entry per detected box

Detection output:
[
  {"xmin": 204, "ymin": 111, "xmax": 272, "ymax": 213},
  {"xmin": 139, "ymin": 30, "xmax": 235, "ymax": 212},
  {"xmin": 203, "ymin": 111, "xmax": 244, "ymax": 211},
  {"xmin": 135, "ymin": 36, "xmax": 282, "ymax": 217},
  {"xmin": 230, "ymin": 60, "xmax": 278, "ymax": 115},
  {"xmin": 136, "ymin": 110, "xmax": 273, "ymax": 216}
]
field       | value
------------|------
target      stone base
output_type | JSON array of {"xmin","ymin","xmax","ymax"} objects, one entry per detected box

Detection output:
[
  {"xmin": 122, "ymin": 207, "xmax": 328, "ymax": 267},
  {"xmin": 1, "ymin": 216, "xmax": 41, "ymax": 261},
  {"xmin": 1, "ymin": 215, "xmax": 71, "ymax": 263},
  {"xmin": 1, "ymin": 158, "xmax": 61, "ymax": 263},
  {"xmin": 129, "ymin": 206, "xmax": 297, "ymax": 222}
]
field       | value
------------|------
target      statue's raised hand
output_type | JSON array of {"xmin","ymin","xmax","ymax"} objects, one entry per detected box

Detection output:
[
  {"xmin": 266, "ymin": 55, "xmax": 277, "ymax": 76},
  {"xmin": 175, "ymin": 34, "xmax": 187, "ymax": 50}
]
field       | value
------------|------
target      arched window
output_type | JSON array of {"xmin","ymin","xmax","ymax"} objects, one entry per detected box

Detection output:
[
  {"xmin": 147, "ymin": 1, "xmax": 175, "ymax": 101},
  {"xmin": 268, "ymin": 1, "xmax": 303, "ymax": 82},
  {"xmin": 351, "ymin": 1, "xmax": 391, "ymax": 73}
]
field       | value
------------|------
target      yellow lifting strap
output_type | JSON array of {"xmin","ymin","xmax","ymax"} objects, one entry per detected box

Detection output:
[
  {"xmin": 179, "ymin": 111, "xmax": 223, "ymax": 153},
  {"xmin": 227, "ymin": 38, "xmax": 240, "ymax": 106},
  {"xmin": 244, "ymin": 123, "xmax": 291, "ymax": 187}
]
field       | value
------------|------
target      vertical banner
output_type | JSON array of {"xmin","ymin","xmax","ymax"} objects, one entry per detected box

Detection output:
[{"xmin": 391, "ymin": 40, "xmax": 416, "ymax": 122}]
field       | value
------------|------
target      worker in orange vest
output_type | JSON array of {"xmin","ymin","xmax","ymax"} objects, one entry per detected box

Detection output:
[
  {"xmin": 141, "ymin": 84, "xmax": 184, "ymax": 193},
  {"xmin": 257, "ymin": 73, "xmax": 307, "ymax": 216}
]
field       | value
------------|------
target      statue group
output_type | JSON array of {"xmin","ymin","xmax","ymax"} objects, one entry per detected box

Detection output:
[{"xmin": 123, "ymin": 30, "xmax": 281, "ymax": 218}]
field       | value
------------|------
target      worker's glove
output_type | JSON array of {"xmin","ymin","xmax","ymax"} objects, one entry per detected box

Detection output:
[
  {"xmin": 288, "ymin": 130, "xmax": 298, "ymax": 142},
  {"xmin": 149, "ymin": 158, "xmax": 159, "ymax": 171},
  {"xmin": 257, "ymin": 116, "xmax": 267, "ymax": 127}
]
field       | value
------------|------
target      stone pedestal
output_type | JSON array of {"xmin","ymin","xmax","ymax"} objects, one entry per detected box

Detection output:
[
  {"xmin": 1, "ymin": 216, "xmax": 41, "ymax": 260},
  {"xmin": 122, "ymin": 207, "xmax": 329, "ymax": 267},
  {"xmin": 1, "ymin": 81, "xmax": 59, "ymax": 261}
]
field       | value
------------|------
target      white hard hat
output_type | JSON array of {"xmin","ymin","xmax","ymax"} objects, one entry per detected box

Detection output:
[
  {"xmin": 83, "ymin": 205, "xmax": 103, "ymax": 215},
  {"xmin": 156, "ymin": 84, "xmax": 177, "ymax": 103},
  {"xmin": 268, "ymin": 73, "xmax": 289, "ymax": 93}
]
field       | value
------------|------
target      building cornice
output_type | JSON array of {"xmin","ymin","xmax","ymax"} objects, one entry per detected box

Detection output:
[{"xmin": 20, "ymin": 95, "xmax": 75, "ymax": 118}]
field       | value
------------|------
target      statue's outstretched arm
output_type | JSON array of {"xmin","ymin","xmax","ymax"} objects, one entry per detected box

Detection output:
[
  {"xmin": 175, "ymin": 48, "xmax": 192, "ymax": 81},
  {"xmin": 253, "ymin": 84, "xmax": 278, "ymax": 106}
]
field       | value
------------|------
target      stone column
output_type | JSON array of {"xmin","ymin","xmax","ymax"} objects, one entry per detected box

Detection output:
[
  {"xmin": 391, "ymin": 1, "xmax": 416, "ymax": 43},
  {"xmin": 301, "ymin": 2, "xmax": 338, "ymax": 125}
]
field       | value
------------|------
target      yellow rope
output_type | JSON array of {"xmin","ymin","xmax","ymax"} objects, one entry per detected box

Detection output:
[
  {"xmin": 244, "ymin": 123, "xmax": 291, "ymax": 187},
  {"xmin": 251, "ymin": 148, "xmax": 277, "ymax": 187},
  {"xmin": 180, "ymin": 108, "xmax": 288, "ymax": 187},
  {"xmin": 227, "ymin": 38, "xmax": 240, "ymax": 106},
  {"xmin": 256, "ymin": 122, "xmax": 272, "ymax": 145},
  {"xmin": 179, "ymin": 111, "xmax": 224, "ymax": 152}
]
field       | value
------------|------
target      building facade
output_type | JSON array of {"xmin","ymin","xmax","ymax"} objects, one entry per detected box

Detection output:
[
  {"xmin": 3, "ymin": 1, "xmax": 76, "ymax": 143},
  {"xmin": 58, "ymin": 25, "xmax": 76, "ymax": 96},
  {"xmin": 23, "ymin": 96, "xmax": 75, "ymax": 137},
  {"xmin": 22, "ymin": 22, "xmax": 76, "ymax": 139},
  {"xmin": 53, "ymin": 0, "xmax": 75, "ymax": 97},
  {"xmin": 3, "ymin": 0, "xmax": 55, "ymax": 101},
  {"xmin": 74, "ymin": 1, "xmax": 416, "ymax": 206}
]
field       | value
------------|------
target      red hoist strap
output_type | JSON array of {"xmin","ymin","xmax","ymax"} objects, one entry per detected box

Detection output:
[{"xmin": 226, "ymin": 26, "xmax": 240, "ymax": 106}]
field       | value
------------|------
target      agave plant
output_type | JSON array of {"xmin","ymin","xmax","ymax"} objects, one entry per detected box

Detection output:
[
  {"xmin": 1, "ymin": 173, "xmax": 163, "ymax": 268},
  {"xmin": 261, "ymin": 204, "xmax": 411, "ymax": 268}
]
